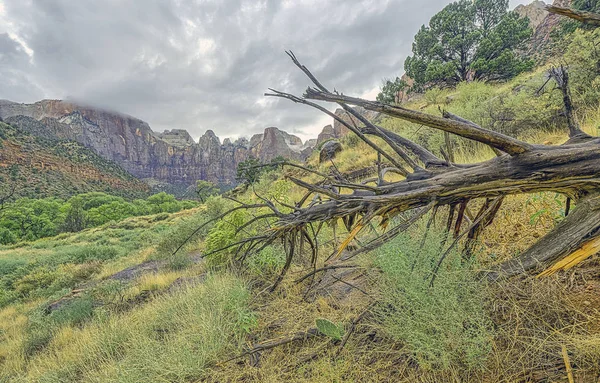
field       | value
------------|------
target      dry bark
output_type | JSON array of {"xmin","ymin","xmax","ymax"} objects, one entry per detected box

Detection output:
[{"xmin": 201, "ymin": 7, "xmax": 600, "ymax": 285}]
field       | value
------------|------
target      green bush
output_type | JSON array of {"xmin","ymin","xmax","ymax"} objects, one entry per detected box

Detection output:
[
  {"xmin": 372, "ymin": 228, "xmax": 492, "ymax": 371},
  {"xmin": 0, "ymin": 258, "xmax": 27, "ymax": 277},
  {"xmin": 0, "ymin": 287, "xmax": 18, "ymax": 308},
  {"xmin": 0, "ymin": 191, "xmax": 198, "ymax": 243},
  {"xmin": 13, "ymin": 267, "xmax": 60, "ymax": 297},
  {"xmin": 153, "ymin": 212, "xmax": 211, "ymax": 261},
  {"xmin": 205, "ymin": 209, "xmax": 249, "ymax": 266},
  {"xmin": 0, "ymin": 227, "xmax": 17, "ymax": 245},
  {"xmin": 247, "ymin": 245, "xmax": 286, "ymax": 277},
  {"xmin": 63, "ymin": 245, "xmax": 120, "ymax": 263}
]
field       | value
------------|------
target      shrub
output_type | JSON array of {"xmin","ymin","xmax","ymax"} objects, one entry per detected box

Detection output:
[
  {"xmin": 205, "ymin": 209, "xmax": 248, "ymax": 265},
  {"xmin": 0, "ymin": 287, "xmax": 18, "ymax": 308},
  {"xmin": 247, "ymin": 245, "xmax": 286, "ymax": 277},
  {"xmin": 153, "ymin": 212, "xmax": 211, "ymax": 260},
  {"xmin": 0, "ymin": 227, "xmax": 17, "ymax": 245},
  {"xmin": 372, "ymin": 228, "xmax": 492, "ymax": 371},
  {"xmin": 0, "ymin": 258, "xmax": 27, "ymax": 277},
  {"xmin": 14, "ymin": 267, "xmax": 59, "ymax": 297},
  {"xmin": 63, "ymin": 245, "xmax": 120, "ymax": 263}
]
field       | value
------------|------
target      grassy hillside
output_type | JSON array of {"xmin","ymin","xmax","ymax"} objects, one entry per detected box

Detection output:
[
  {"xmin": 2, "ymin": 19, "xmax": 600, "ymax": 383},
  {"xmin": 0, "ymin": 121, "xmax": 150, "ymax": 200}
]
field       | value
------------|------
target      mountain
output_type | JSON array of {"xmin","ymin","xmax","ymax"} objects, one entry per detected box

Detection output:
[
  {"xmin": 0, "ymin": 119, "xmax": 149, "ymax": 199},
  {"xmin": 515, "ymin": 1, "xmax": 548, "ymax": 31},
  {"xmin": 0, "ymin": 100, "xmax": 315, "ymax": 189},
  {"xmin": 516, "ymin": 0, "xmax": 573, "ymax": 59}
]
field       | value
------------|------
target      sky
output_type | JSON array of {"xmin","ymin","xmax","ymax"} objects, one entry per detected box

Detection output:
[{"xmin": 0, "ymin": 0, "xmax": 537, "ymax": 142}]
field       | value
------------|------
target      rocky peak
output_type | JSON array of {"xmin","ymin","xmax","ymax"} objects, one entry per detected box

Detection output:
[
  {"xmin": 525, "ymin": 0, "xmax": 572, "ymax": 58},
  {"xmin": 249, "ymin": 127, "xmax": 308, "ymax": 162},
  {"xmin": 317, "ymin": 124, "xmax": 336, "ymax": 146},
  {"xmin": 515, "ymin": 1, "xmax": 548, "ymax": 30},
  {"xmin": 0, "ymin": 99, "xmax": 316, "ymax": 188},
  {"xmin": 199, "ymin": 129, "xmax": 221, "ymax": 146},
  {"xmin": 158, "ymin": 129, "xmax": 194, "ymax": 146}
]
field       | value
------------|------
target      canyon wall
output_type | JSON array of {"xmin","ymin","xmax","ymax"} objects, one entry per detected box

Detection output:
[{"xmin": 0, "ymin": 99, "xmax": 314, "ymax": 187}]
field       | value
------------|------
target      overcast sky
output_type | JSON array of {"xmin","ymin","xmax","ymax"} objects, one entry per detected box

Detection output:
[{"xmin": 0, "ymin": 0, "xmax": 537, "ymax": 141}]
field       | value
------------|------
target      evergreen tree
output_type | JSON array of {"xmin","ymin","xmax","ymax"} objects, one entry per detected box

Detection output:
[
  {"xmin": 376, "ymin": 77, "xmax": 409, "ymax": 103},
  {"xmin": 402, "ymin": 0, "xmax": 533, "ymax": 89}
]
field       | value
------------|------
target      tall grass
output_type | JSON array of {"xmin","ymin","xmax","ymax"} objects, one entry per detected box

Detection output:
[
  {"xmin": 372, "ymin": 227, "xmax": 493, "ymax": 372},
  {"xmin": 2, "ymin": 273, "xmax": 254, "ymax": 383}
]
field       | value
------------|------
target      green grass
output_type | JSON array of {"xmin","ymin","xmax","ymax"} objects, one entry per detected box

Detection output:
[
  {"xmin": 2, "ymin": 273, "xmax": 254, "ymax": 383},
  {"xmin": 372, "ymin": 226, "xmax": 493, "ymax": 372}
]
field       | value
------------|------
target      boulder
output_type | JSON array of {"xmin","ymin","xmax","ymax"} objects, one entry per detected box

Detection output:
[{"xmin": 319, "ymin": 140, "xmax": 342, "ymax": 163}]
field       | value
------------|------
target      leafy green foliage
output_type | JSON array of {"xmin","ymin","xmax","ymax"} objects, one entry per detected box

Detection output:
[
  {"xmin": 563, "ymin": 28, "xmax": 600, "ymax": 110},
  {"xmin": 236, "ymin": 157, "xmax": 262, "ymax": 184},
  {"xmin": 376, "ymin": 77, "xmax": 408, "ymax": 103},
  {"xmin": 205, "ymin": 209, "xmax": 249, "ymax": 265},
  {"xmin": 372, "ymin": 227, "xmax": 492, "ymax": 371},
  {"xmin": 196, "ymin": 180, "xmax": 220, "ymax": 202},
  {"xmin": 403, "ymin": 0, "xmax": 532, "ymax": 89},
  {"xmin": 247, "ymin": 245, "xmax": 286, "ymax": 277},
  {"xmin": 556, "ymin": 0, "xmax": 600, "ymax": 35},
  {"xmin": 0, "ymin": 191, "xmax": 198, "ymax": 244},
  {"xmin": 316, "ymin": 318, "xmax": 345, "ymax": 341}
]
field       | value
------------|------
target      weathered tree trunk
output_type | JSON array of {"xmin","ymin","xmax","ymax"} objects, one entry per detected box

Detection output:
[{"xmin": 213, "ymin": 6, "xmax": 600, "ymax": 286}]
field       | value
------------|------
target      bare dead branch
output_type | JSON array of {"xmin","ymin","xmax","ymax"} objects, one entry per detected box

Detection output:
[
  {"xmin": 546, "ymin": 5, "xmax": 600, "ymax": 26},
  {"xmin": 549, "ymin": 66, "xmax": 592, "ymax": 140},
  {"xmin": 265, "ymin": 89, "xmax": 410, "ymax": 175},
  {"xmin": 304, "ymin": 88, "xmax": 534, "ymax": 155}
]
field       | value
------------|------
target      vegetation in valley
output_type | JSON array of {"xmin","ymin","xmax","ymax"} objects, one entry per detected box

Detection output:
[{"xmin": 0, "ymin": 192, "xmax": 198, "ymax": 245}]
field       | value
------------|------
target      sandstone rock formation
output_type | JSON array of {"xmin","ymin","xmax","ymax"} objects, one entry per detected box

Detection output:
[
  {"xmin": 0, "ymin": 99, "xmax": 314, "ymax": 187},
  {"xmin": 521, "ymin": 0, "xmax": 572, "ymax": 59},
  {"xmin": 316, "ymin": 125, "xmax": 336, "ymax": 146},
  {"xmin": 515, "ymin": 0, "xmax": 548, "ymax": 30}
]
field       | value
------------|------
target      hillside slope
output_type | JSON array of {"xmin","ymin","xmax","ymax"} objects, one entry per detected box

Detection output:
[{"xmin": 0, "ymin": 120, "xmax": 149, "ymax": 199}]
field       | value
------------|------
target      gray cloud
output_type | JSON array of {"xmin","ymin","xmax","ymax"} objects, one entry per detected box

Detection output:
[{"xmin": 0, "ymin": 0, "xmax": 534, "ymax": 141}]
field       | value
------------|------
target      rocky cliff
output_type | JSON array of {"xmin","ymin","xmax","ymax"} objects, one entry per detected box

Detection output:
[
  {"xmin": 0, "ymin": 99, "xmax": 314, "ymax": 187},
  {"xmin": 0, "ymin": 120, "xmax": 150, "ymax": 199},
  {"xmin": 516, "ymin": 0, "xmax": 573, "ymax": 59},
  {"xmin": 515, "ymin": 0, "xmax": 548, "ymax": 31}
]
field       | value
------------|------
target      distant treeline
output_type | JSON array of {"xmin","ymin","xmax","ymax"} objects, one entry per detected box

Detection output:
[{"xmin": 0, "ymin": 192, "xmax": 198, "ymax": 245}]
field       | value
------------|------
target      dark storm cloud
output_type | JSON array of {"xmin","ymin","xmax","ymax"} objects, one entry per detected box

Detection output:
[{"xmin": 0, "ymin": 0, "xmax": 529, "ymax": 140}]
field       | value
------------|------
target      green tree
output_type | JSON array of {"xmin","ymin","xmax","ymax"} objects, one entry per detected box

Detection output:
[
  {"xmin": 61, "ymin": 198, "xmax": 88, "ymax": 233},
  {"xmin": 376, "ymin": 77, "xmax": 409, "ymax": 103},
  {"xmin": 403, "ymin": 0, "xmax": 532, "ymax": 89},
  {"xmin": 147, "ymin": 192, "xmax": 180, "ymax": 214},
  {"xmin": 573, "ymin": 0, "xmax": 600, "ymax": 12},
  {"xmin": 196, "ymin": 180, "xmax": 219, "ymax": 203},
  {"xmin": 0, "ymin": 227, "xmax": 17, "ymax": 245},
  {"xmin": 236, "ymin": 157, "xmax": 262, "ymax": 184}
]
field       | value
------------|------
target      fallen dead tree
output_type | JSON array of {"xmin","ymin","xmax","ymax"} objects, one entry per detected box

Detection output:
[{"xmin": 190, "ymin": 6, "xmax": 600, "ymax": 287}]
